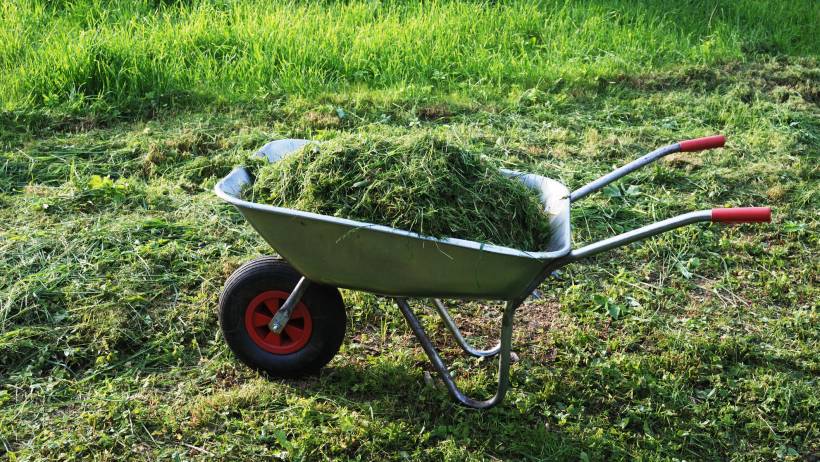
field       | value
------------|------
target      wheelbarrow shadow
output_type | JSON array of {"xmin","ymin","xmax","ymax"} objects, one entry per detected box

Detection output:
[{"xmin": 287, "ymin": 360, "xmax": 590, "ymax": 460}]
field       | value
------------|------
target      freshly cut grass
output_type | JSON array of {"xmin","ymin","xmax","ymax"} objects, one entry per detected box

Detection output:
[
  {"xmin": 246, "ymin": 132, "xmax": 553, "ymax": 250},
  {"xmin": 1, "ymin": 59, "xmax": 817, "ymax": 460}
]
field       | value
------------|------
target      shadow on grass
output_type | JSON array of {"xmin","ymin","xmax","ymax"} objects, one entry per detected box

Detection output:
[{"xmin": 286, "ymin": 361, "xmax": 594, "ymax": 460}]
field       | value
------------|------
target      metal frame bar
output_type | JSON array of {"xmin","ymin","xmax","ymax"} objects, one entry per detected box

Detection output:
[
  {"xmin": 430, "ymin": 299, "xmax": 500, "ymax": 358},
  {"xmin": 568, "ymin": 210, "xmax": 712, "ymax": 261},
  {"xmin": 570, "ymin": 143, "xmax": 680, "ymax": 202},
  {"xmin": 268, "ymin": 276, "xmax": 311, "ymax": 333},
  {"xmin": 395, "ymin": 298, "xmax": 518, "ymax": 409}
]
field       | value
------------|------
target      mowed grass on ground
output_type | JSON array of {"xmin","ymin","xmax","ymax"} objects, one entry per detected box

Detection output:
[{"xmin": 1, "ymin": 1, "xmax": 819, "ymax": 460}]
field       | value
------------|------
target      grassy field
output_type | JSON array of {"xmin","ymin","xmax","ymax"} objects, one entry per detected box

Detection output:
[{"xmin": 1, "ymin": 1, "xmax": 818, "ymax": 460}]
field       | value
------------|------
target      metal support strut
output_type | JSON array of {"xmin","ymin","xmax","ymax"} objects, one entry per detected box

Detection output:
[
  {"xmin": 268, "ymin": 277, "xmax": 311, "ymax": 333},
  {"xmin": 430, "ymin": 299, "xmax": 501, "ymax": 358},
  {"xmin": 570, "ymin": 144, "xmax": 678, "ymax": 202},
  {"xmin": 395, "ymin": 298, "xmax": 517, "ymax": 409}
]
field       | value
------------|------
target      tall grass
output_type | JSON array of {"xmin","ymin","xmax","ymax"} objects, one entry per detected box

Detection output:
[{"xmin": 1, "ymin": 0, "xmax": 818, "ymax": 113}]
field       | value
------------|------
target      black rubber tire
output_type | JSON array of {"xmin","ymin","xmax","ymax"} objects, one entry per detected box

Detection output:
[{"xmin": 218, "ymin": 257, "xmax": 346, "ymax": 377}]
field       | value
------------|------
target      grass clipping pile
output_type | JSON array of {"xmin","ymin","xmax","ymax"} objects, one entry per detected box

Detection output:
[{"xmin": 245, "ymin": 133, "xmax": 552, "ymax": 250}]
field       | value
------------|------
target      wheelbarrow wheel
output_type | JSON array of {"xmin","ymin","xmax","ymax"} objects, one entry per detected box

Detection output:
[{"xmin": 218, "ymin": 257, "xmax": 346, "ymax": 377}]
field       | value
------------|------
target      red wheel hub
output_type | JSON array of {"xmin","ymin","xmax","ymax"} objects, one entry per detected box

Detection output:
[{"xmin": 244, "ymin": 290, "xmax": 313, "ymax": 354}]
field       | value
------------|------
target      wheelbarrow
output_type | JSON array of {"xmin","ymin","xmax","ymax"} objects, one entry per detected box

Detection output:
[{"xmin": 214, "ymin": 135, "xmax": 771, "ymax": 409}]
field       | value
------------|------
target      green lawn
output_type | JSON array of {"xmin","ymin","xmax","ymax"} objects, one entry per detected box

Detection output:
[{"xmin": 1, "ymin": 1, "xmax": 818, "ymax": 460}]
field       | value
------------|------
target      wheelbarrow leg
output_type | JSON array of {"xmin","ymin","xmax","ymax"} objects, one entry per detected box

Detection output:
[
  {"xmin": 430, "ymin": 299, "xmax": 501, "ymax": 358},
  {"xmin": 395, "ymin": 298, "xmax": 517, "ymax": 409}
]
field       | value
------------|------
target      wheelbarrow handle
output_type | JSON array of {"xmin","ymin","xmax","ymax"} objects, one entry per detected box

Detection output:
[
  {"xmin": 570, "ymin": 135, "xmax": 726, "ymax": 202},
  {"xmin": 680, "ymin": 135, "xmax": 726, "ymax": 152},
  {"xmin": 568, "ymin": 207, "xmax": 771, "ymax": 261},
  {"xmin": 712, "ymin": 207, "xmax": 771, "ymax": 223}
]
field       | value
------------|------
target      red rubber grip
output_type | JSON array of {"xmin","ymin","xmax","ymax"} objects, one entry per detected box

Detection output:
[
  {"xmin": 679, "ymin": 135, "xmax": 726, "ymax": 152},
  {"xmin": 711, "ymin": 207, "xmax": 771, "ymax": 223}
]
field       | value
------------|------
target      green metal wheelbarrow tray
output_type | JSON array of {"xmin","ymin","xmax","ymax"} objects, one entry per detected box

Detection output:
[{"xmin": 214, "ymin": 135, "xmax": 771, "ymax": 409}]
